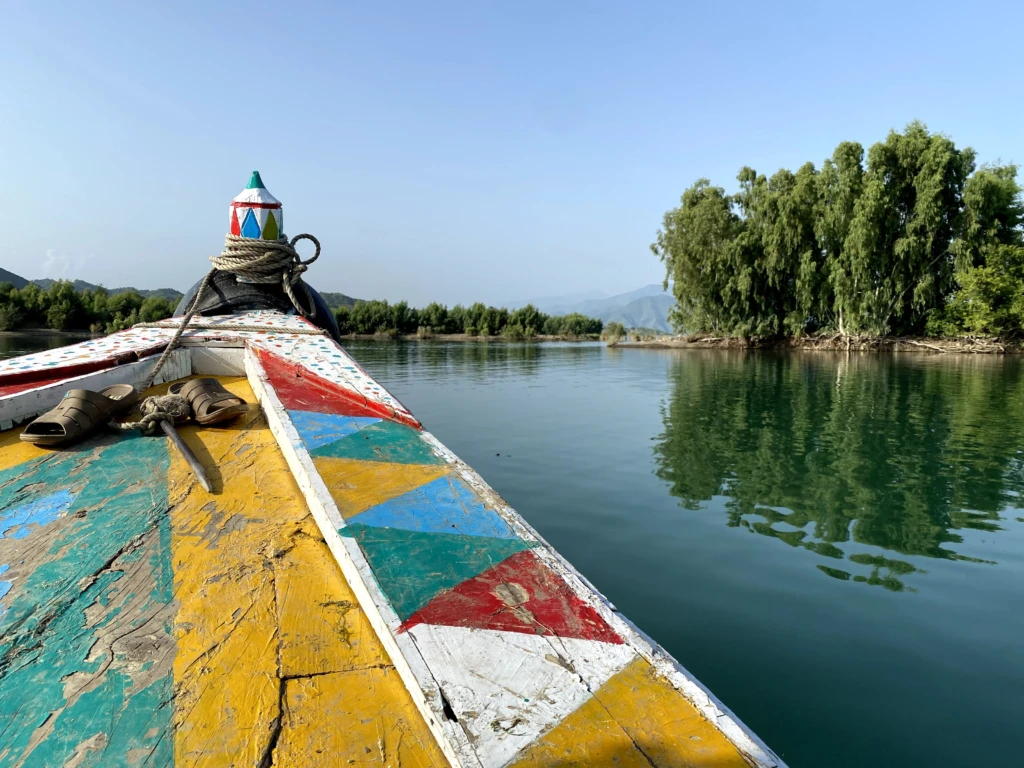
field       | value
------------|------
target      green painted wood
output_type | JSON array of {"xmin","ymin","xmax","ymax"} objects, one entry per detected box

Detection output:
[
  {"xmin": 246, "ymin": 170, "xmax": 265, "ymax": 189},
  {"xmin": 339, "ymin": 522, "xmax": 534, "ymax": 620},
  {"xmin": 311, "ymin": 419, "xmax": 444, "ymax": 465},
  {"xmin": 0, "ymin": 434, "xmax": 173, "ymax": 766}
]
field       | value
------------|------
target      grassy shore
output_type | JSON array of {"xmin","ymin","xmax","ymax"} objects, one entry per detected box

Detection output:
[
  {"xmin": 617, "ymin": 334, "xmax": 1022, "ymax": 354},
  {"xmin": 341, "ymin": 332, "xmax": 601, "ymax": 342}
]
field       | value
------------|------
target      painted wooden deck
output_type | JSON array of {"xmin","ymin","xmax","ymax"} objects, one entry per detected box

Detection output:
[
  {"xmin": 0, "ymin": 313, "xmax": 785, "ymax": 767},
  {"xmin": 0, "ymin": 377, "xmax": 445, "ymax": 767}
]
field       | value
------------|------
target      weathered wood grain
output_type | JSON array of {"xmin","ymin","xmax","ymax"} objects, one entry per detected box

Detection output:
[
  {"xmin": 0, "ymin": 375, "xmax": 447, "ymax": 767},
  {"xmin": 246, "ymin": 340, "xmax": 783, "ymax": 768}
]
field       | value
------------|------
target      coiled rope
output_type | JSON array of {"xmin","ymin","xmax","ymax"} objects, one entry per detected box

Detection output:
[
  {"xmin": 114, "ymin": 232, "xmax": 321, "ymax": 432},
  {"xmin": 111, "ymin": 394, "xmax": 190, "ymax": 435},
  {"xmin": 139, "ymin": 232, "xmax": 321, "ymax": 392}
]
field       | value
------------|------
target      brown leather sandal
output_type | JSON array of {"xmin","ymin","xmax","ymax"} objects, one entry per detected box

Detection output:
[
  {"xmin": 20, "ymin": 384, "xmax": 140, "ymax": 446},
  {"xmin": 169, "ymin": 378, "xmax": 248, "ymax": 425}
]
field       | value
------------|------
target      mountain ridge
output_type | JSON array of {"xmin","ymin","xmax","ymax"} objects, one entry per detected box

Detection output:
[{"xmin": 508, "ymin": 284, "xmax": 675, "ymax": 332}]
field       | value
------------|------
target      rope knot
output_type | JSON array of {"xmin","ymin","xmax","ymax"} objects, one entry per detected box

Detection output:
[
  {"xmin": 112, "ymin": 395, "xmax": 190, "ymax": 435},
  {"xmin": 136, "ymin": 230, "xmax": 322, "ymax": 392},
  {"xmin": 211, "ymin": 233, "xmax": 321, "ymax": 319}
]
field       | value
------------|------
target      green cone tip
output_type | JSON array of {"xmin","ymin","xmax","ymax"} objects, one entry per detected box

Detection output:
[{"xmin": 246, "ymin": 170, "xmax": 265, "ymax": 190}]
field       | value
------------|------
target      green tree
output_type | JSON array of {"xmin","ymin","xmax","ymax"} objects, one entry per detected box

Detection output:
[
  {"xmin": 139, "ymin": 297, "xmax": 174, "ymax": 323},
  {"xmin": 334, "ymin": 305, "xmax": 353, "ymax": 334},
  {"xmin": 653, "ymin": 179, "xmax": 743, "ymax": 334},
  {"xmin": 816, "ymin": 142, "xmax": 864, "ymax": 334},
  {"xmin": 420, "ymin": 302, "xmax": 448, "ymax": 332},
  {"xmin": 602, "ymin": 321, "xmax": 626, "ymax": 342}
]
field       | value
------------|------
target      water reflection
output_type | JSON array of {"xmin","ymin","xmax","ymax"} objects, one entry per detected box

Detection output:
[{"xmin": 654, "ymin": 351, "xmax": 1024, "ymax": 591}]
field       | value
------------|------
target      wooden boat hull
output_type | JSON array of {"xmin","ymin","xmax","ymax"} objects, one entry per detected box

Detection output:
[{"xmin": 0, "ymin": 313, "xmax": 785, "ymax": 767}]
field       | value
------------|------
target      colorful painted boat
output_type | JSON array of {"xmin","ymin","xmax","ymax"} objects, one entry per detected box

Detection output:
[{"xmin": 0, "ymin": 179, "xmax": 785, "ymax": 768}]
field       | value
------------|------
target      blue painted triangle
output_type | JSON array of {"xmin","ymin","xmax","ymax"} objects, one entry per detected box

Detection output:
[
  {"xmin": 0, "ymin": 489, "xmax": 74, "ymax": 540},
  {"xmin": 290, "ymin": 410, "xmax": 380, "ymax": 451},
  {"xmin": 351, "ymin": 475, "xmax": 517, "ymax": 539},
  {"xmin": 240, "ymin": 207, "xmax": 261, "ymax": 238}
]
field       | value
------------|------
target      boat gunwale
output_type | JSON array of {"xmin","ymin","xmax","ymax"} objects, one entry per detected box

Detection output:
[{"xmin": 0, "ymin": 316, "xmax": 786, "ymax": 768}]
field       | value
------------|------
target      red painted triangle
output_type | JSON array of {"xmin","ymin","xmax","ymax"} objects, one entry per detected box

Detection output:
[
  {"xmin": 256, "ymin": 347, "xmax": 420, "ymax": 428},
  {"xmin": 399, "ymin": 549, "xmax": 623, "ymax": 643}
]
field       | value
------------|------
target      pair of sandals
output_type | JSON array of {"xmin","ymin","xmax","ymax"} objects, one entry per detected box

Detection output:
[{"xmin": 20, "ymin": 378, "xmax": 247, "ymax": 447}]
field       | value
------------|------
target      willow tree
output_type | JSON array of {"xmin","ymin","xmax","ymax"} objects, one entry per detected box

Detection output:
[
  {"xmin": 841, "ymin": 122, "xmax": 975, "ymax": 335},
  {"xmin": 815, "ymin": 142, "xmax": 864, "ymax": 334},
  {"xmin": 652, "ymin": 179, "xmax": 742, "ymax": 333},
  {"xmin": 655, "ymin": 122, "xmax": 1020, "ymax": 338}
]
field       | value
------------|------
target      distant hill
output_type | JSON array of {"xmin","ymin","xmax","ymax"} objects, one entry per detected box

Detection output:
[
  {"xmin": 513, "ymin": 284, "xmax": 676, "ymax": 332},
  {"xmin": 319, "ymin": 292, "xmax": 359, "ymax": 308},
  {"xmin": 504, "ymin": 289, "xmax": 608, "ymax": 310},
  {"xmin": 2, "ymin": 269, "xmax": 182, "ymax": 301},
  {"xmin": 2, "ymin": 267, "xmax": 363, "ymax": 308},
  {"xmin": 0, "ymin": 268, "xmax": 29, "ymax": 289},
  {"xmin": 31, "ymin": 277, "xmax": 182, "ymax": 302},
  {"xmin": 602, "ymin": 294, "xmax": 675, "ymax": 332}
]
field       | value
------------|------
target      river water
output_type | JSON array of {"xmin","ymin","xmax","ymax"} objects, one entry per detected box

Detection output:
[
  {"xmin": 4, "ymin": 336, "xmax": 1022, "ymax": 766},
  {"xmin": 345, "ymin": 341, "xmax": 1023, "ymax": 768}
]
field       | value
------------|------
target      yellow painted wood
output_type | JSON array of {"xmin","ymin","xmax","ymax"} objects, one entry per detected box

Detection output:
[
  {"xmin": 274, "ymin": 517, "xmax": 389, "ymax": 677},
  {"xmin": 510, "ymin": 656, "xmax": 749, "ymax": 767},
  {"xmin": 312, "ymin": 455, "xmax": 450, "ymax": 519},
  {"xmin": 162, "ymin": 376, "xmax": 446, "ymax": 767},
  {"xmin": 275, "ymin": 668, "xmax": 448, "ymax": 768},
  {"xmin": 0, "ymin": 426, "xmax": 47, "ymax": 473}
]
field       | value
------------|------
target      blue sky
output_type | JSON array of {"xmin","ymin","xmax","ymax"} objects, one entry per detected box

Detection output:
[{"xmin": 2, "ymin": 1, "xmax": 1021, "ymax": 306}]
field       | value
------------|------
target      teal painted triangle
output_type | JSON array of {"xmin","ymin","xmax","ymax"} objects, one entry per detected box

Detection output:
[
  {"xmin": 339, "ymin": 523, "xmax": 533, "ymax": 620},
  {"xmin": 310, "ymin": 420, "xmax": 443, "ymax": 465},
  {"xmin": 247, "ymin": 170, "xmax": 265, "ymax": 189}
]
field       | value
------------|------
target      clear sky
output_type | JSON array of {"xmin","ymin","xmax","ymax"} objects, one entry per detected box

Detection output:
[{"xmin": 2, "ymin": 1, "xmax": 1022, "ymax": 306}]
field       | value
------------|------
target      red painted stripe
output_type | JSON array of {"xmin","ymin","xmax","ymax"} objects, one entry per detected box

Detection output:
[
  {"xmin": 257, "ymin": 347, "xmax": 421, "ymax": 429},
  {"xmin": 0, "ymin": 374, "xmax": 84, "ymax": 397},
  {"xmin": 399, "ymin": 549, "xmax": 623, "ymax": 643},
  {"xmin": 230, "ymin": 201, "xmax": 282, "ymax": 209},
  {"xmin": 0, "ymin": 343, "xmax": 168, "ymax": 393}
]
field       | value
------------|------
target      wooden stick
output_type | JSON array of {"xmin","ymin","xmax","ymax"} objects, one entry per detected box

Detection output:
[{"xmin": 159, "ymin": 419, "xmax": 213, "ymax": 492}]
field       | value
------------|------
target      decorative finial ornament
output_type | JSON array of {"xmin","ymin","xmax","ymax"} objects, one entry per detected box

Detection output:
[{"xmin": 229, "ymin": 171, "xmax": 283, "ymax": 241}]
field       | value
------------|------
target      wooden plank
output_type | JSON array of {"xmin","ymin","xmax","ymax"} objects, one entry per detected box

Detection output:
[
  {"xmin": 244, "ymin": 347, "xmax": 478, "ymax": 768},
  {"xmin": 0, "ymin": 348, "xmax": 190, "ymax": 430},
  {"xmin": 161, "ymin": 376, "xmax": 448, "ymax": 767},
  {"xmin": 0, "ymin": 431, "xmax": 175, "ymax": 766},
  {"xmin": 246, "ymin": 335, "xmax": 786, "ymax": 768},
  {"xmin": 0, "ymin": 373, "xmax": 448, "ymax": 766}
]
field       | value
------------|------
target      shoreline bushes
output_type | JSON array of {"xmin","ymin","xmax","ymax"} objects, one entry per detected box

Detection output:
[
  {"xmin": 0, "ymin": 281, "xmax": 176, "ymax": 333},
  {"xmin": 334, "ymin": 300, "xmax": 603, "ymax": 338}
]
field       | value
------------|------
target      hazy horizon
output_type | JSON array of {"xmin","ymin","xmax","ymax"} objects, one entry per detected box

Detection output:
[{"xmin": 3, "ymin": 1, "xmax": 1022, "ymax": 306}]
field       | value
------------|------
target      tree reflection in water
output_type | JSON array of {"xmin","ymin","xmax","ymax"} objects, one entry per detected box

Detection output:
[{"xmin": 653, "ymin": 351, "xmax": 1024, "ymax": 591}]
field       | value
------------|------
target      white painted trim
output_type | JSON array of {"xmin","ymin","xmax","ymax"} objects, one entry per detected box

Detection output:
[
  {"xmin": 0, "ymin": 349, "xmax": 192, "ymax": 431},
  {"xmin": 189, "ymin": 346, "xmax": 246, "ymax": 376},
  {"xmin": 418, "ymin": 431, "xmax": 784, "ymax": 768},
  {"xmin": 243, "ymin": 345, "xmax": 481, "ymax": 768}
]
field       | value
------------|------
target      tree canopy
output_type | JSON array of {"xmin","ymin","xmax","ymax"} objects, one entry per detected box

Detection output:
[
  {"xmin": 654, "ymin": 123, "xmax": 1024, "ymax": 338},
  {"xmin": 0, "ymin": 281, "xmax": 176, "ymax": 333},
  {"xmin": 334, "ymin": 300, "xmax": 603, "ymax": 339}
]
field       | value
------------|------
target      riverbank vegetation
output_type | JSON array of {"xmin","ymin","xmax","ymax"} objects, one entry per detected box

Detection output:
[
  {"xmin": 653, "ymin": 122, "xmax": 1024, "ymax": 341},
  {"xmin": 334, "ymin": 300, "xmax": 603, "ymax": 339},
  {"xmin": 0, "ymin": 281, "xmax": 176, "ymax": 333}
]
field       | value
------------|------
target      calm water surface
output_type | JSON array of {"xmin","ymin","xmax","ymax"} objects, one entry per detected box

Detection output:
[
  {"xmin": 345, "ymin": 341, "xmax": 1022, "ymax": 768},
  {"xmin": 0, "ymin": 333, "xmax": 94, "ymax": 359},
  {"xmin": 5, "ymin": 336, "xmax": 1022, "ymax": 766}
]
